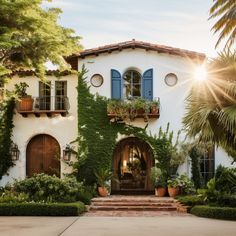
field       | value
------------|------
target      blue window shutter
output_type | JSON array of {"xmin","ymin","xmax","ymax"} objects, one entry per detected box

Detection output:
[
  {"xmin": 111, "ymin": 69, "xmax": 122, "ymax": 99},
  {"xmin": 142, "ymin": 69, "xmax": 153, "ymax": 100}
]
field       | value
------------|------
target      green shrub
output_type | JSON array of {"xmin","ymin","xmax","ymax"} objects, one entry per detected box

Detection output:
[
  {"xmin": 204, "ymin": 178, "xmax": 220, "ymax": 202},
  {"xmin": 76, "ymin": 185, "xmax": 96, "ymax": 205},
  {"xmin": 216, "ymin": 194, "xmax": 236, "ymax": 208},
  {"xmin": 13, "ymin": 174, "xmax": 85, "ymax": 203},
  {"xmin": 203, "ymin": 166, "xmax": 236, "ymax": 204},
  {"xmin": 191, "ymin": 205, "xmax": 236, "ymax": 221},
  {"xmin": 189, "ymin": 146, "xmax": 202, "ymax": 189},
  {"xmin": 0, "ymin": 191, "xmax": 29, "ymax": 203},
  {"xmin": 215, "ymin": 165, "xmax": 236, "ymax": 193},
  {"xmin": 178, "ymin": 174, "xmax": 195, "ymax": 194},
  {"xmin": 176, "ymin": 195, "xmax": 205, "ymax": 207},
  {"xmin": 0, "ymin": 202, "xmax": 85, "ymax": 216}
]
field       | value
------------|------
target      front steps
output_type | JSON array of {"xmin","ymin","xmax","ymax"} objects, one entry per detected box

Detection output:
[{"xmin": 85, "ymin": 195, "xmax": 188, "ymax": 217}]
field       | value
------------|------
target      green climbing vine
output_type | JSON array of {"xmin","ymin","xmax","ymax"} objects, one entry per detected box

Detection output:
[
  {"xmin": 0, "ymin": 96, "xmax": 15, "ymax": 179},
  {"xmin": 75, "ymin": 66, "xmax": 186, "ymax": 185}
]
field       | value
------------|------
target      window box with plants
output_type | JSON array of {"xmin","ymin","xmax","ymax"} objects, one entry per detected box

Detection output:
[
  {"xmin": 15, "ymin": 82, "xmax": 33, "ymax": 111},
  {"xmin": 107, "ymin": 98, "xmax": 160, "ymax": 122}
]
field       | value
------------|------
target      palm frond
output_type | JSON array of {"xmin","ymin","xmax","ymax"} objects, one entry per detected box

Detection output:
[{"xmin": 209, "ymin": 0, "xmax": 236, "ymax": 49}]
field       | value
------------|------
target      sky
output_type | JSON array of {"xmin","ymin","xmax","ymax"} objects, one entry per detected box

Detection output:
[{"xmin": 43, "ymin": 0, "xmax": 221, "ymax": 58}]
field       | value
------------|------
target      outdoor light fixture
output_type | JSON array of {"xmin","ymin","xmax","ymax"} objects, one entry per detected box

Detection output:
[
  {"xmin": 10, "ymin": 143, "xmax": 20, "ymax": 161},
  {"xmin": 63, "ymin": 145, "xmax": 72, "ymax": 161}
]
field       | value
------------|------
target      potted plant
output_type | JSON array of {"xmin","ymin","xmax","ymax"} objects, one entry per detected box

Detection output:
[
  {"xmin": 94, "ymin": 168, "xmax": 113, "ymax": 197},
  {"xmin": 167, "ymin": 176, "xmax": 180, "ymax": 197},
  {"xmin": 150, "ymin": 99, "xmax": 160, "ymax": 114},
  {"xmin": 150, "ymin": 167, "xmax": 167, "ymax": 197},
  {"xmin": 14, "ymin": 82, "xmax": 33, "ymax": 111}
]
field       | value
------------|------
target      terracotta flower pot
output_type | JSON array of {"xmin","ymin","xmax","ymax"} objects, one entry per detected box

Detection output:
[
  {"xmin": 151, "ymin": 106, "xmax": 158, "ymax": 114},
  {"xmin": 155, "ymin": 187, "xmax": 166, "ymax": 197},
  {"xmin": 168, "ymin": 187, "xmax": 179, "ymax": 197},
  {"xmin": 17, "ymin": 97, "xmax": 33, "ymax": 111},
  {"xmin": 98, "ymin": 186, "xmax": 109, "ymax": 197}
]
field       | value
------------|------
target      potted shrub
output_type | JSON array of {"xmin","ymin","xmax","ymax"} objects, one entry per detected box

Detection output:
[
  {"xmin": 15, "ymin": 82, "xmax": 33, "ymax": 111},
  {"xmin": 167, "ymin": 176, "xmax": 180, "ymax": 197},
  {"xmin": 94, "ymin": 168, "xmax": 113, "ymax": 197},
  {"xmin": 150, "ymin": 167, "xmax": 167, "ymax": 197},
  {"xmin": 150, "ymin": 99, "xmax": 160, "ymax": 114}
]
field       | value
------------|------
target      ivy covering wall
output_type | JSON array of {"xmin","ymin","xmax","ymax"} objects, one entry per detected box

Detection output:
[
  {"xmin": 75, "ymin": 66, "xmax": 186, "ymax": 185},
  {"xmin": 0, "ymin": 97, "xmax": 15, "ymax": 179}
]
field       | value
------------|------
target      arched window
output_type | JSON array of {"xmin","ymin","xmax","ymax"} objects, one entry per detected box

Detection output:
[
  {"xmin": 123, "ymin": 70, "xmax": 141, "ymax": 99},
  {"xmin": 111, "ymin": 68, "xmax": 153, "ymax": 100}
]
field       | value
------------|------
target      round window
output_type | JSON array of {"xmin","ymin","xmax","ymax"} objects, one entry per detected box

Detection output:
[
  {"xmin": 90, "ymin": 74, "xmax": 103, "ymax": 87},
  {"xmin": 164, "ymin": 73, "xmax": 178, "ymax": 87}
]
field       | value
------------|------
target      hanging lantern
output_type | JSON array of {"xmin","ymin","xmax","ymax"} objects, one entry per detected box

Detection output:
[
  {"xmin": 63, "ymin": 145, "xmax": 72, "ymax": 161},
  {"xmin": 10, "ymin": 143, "xmax": 20, "ymax": 161}
]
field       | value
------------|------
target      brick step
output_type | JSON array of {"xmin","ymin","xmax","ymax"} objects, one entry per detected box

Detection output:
[
  {"xmin": 84, "ymin": 210, "xmax": 185, "ymax": 217},
  {"xmin": 91, "ymin": 198, "xmax": 175, "ymax": 204},
  {"xmin": 89, "ymin": 205, "xmax": 177, "ymax": 211},
  {"xmin": 92, "ymin": 202, "xmax": 174, "ymax": 207}
]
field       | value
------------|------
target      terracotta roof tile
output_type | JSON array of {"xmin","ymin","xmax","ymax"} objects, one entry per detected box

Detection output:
[
  {"xmin": 12, "ymin": 70, "xmax": 73, "ymax": 77},
  {"xmin": 68, "ymin": 39, "xmax": 206, "ymax": 60}
]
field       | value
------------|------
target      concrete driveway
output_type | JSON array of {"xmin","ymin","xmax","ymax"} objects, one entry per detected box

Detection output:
[{"xmin": 0, "ymin": 215, "xmax": 235, "ymax": 236}]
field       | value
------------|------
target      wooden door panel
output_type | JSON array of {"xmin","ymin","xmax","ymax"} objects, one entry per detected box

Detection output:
[{"xmin": 27, "ymin": 134, "xmax": 60, "ymax": 177}]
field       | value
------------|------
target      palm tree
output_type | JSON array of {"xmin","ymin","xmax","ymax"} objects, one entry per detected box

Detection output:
[
  {"xmin": 183, "ymin": 51, "xmax": 236, "ymax": 161},
  {"xmin": 209, "ymin": 0, "xmax": 236, "ymax": 49}
]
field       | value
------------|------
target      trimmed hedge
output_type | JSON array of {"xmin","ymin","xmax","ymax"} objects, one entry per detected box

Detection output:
[
  {"xmin": 0, "ymin": 202, "xmax": 85, "ymax": 216},
  {"xmin": 191, "ymin": 205, "xmax": 236, "ymax": 221},
  {"xmin": 176, "ymin": 195, "xmax": 205, "ymax": 207}
]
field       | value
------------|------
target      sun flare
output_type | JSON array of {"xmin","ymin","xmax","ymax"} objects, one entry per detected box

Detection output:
[{"xmin": 194, "ymin": 65, "xmax": 207, "ymax": 81}]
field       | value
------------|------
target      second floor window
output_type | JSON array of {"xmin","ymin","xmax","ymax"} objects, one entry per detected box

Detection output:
[
  {"xmin": 39, "ymin": 81, "xmax": 51, "ymax": 110},
  {"xmin": 55, "ymin": 81, "xmax": 67, "ymax": 110},
  {"xmin": 111, "ymin": 68, "xmax": 153, "ymax": 101},
  {"xmin": 38, "ymin": 81, "xmax": 67, "ymax": 110},
  {"xmin": 123, "ymin": 70, "xmax": 141, "ymax": 99}
]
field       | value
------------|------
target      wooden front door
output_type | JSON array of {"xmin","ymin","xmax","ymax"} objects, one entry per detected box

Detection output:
[{"xmin": 26, "ymin": 134, "xmax": 60, "ymax": 177}]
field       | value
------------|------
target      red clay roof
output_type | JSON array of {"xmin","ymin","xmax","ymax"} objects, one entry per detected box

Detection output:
[
  {"xmin": 69, "ymin": 39, "xmax": 206, "ymax": 60},
  {"xmin": 12, "ymin": 70, "xmax": 73, "ymax": 77}
]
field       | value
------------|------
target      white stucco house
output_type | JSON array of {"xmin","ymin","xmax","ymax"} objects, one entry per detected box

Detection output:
[{"xmin": 1, "ymin": 40, "xmax": 235, "ymax": 191}]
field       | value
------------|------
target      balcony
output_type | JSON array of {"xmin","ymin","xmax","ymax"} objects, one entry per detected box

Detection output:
[
  {"xmin": 16, "ymin": 96, "xmax": 70, "ymax": 117},
  {"xmin": 107, "ymin": 98, "xmax": 160, "ymax": 122}
]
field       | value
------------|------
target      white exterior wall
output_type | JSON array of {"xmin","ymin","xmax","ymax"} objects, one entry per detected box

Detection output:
[
  {"xmin": 0, "ymin": 74, "xmax": 78, "ymax": 186},
  {"xmin": 1, "ymin": 47, "xmax": 235, "ymax": 186},
  {"xmin": 78, "ymin": 48, "xmax": 235, "ymax": 174}
]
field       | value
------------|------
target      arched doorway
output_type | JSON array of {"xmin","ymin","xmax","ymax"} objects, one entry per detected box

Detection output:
[
  {"xmin": 26, "ymin": 134, "xmax": 60, "ymax": 177},
  {"xmin": 112, "ymin": 137, "xmax": 154, "ymax": 194}
]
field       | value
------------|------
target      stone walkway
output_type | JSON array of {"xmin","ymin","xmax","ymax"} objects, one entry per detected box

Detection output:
[{"xmin": 1, "ymin": 215, "xmax": 235, "ymax": 236}]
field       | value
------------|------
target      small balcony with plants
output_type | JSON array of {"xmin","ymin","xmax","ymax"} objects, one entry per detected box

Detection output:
[
  {"xmin": 107, "ymin": 98, "xmax": 160, "ymax": 122},
  {"xmin": 15, "ymin": 82, "xmax": 69, "ymax": 117}
]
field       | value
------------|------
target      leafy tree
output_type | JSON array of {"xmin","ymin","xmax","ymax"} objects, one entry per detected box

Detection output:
[
  {"xmin": 183, "ymin": 51, "xmax": 236, "ymax": 162},
  {"xmin": 209, "ymin": 0, "xmax": 236, "ymax": 49},
  {"xmin": 0, "ymin": 0, "xmax": 81, "ymax": 80}
]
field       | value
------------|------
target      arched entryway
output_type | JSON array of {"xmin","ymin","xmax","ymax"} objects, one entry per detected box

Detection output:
[
  {"xmin": 111, "ymin": 137, "xmax": 154, "ymax": 194},
  {"xmin": 26, "ymin": 134, "xmax": 60, "ymax": 177}
]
